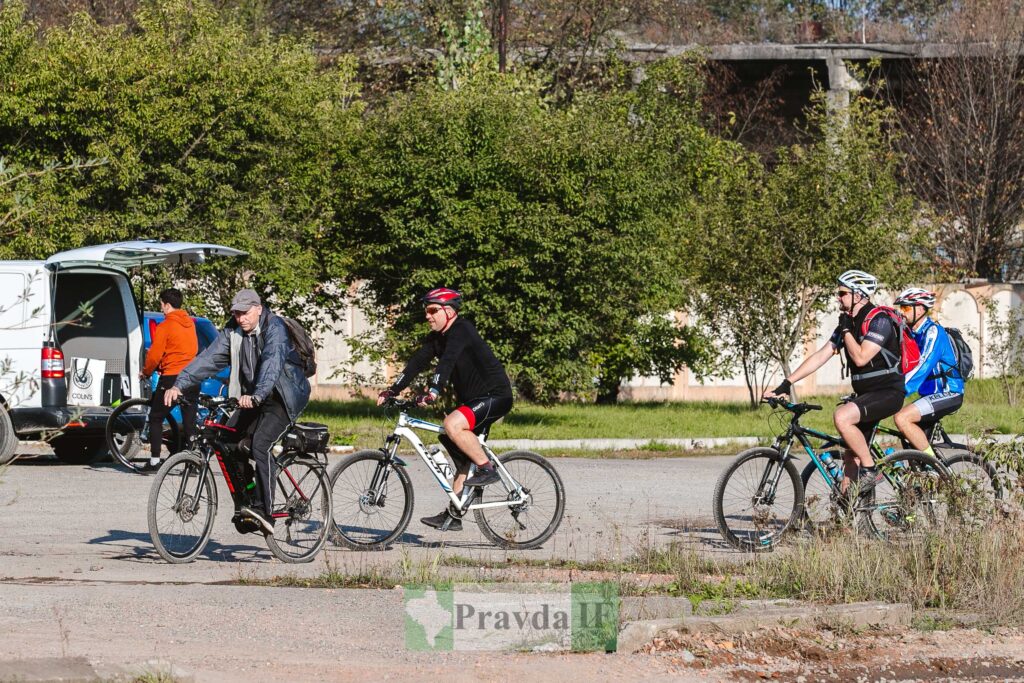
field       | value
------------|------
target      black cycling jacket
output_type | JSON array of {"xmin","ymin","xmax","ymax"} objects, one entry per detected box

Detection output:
[{"xmin": 389, "ymin": 317, "xmax": 513, "ymax": 401}]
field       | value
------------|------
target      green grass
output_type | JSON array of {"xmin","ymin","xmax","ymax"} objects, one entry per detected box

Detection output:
[{"xmin": 305, "ymin": 378, "xmax": 1024, "ymax": 451}]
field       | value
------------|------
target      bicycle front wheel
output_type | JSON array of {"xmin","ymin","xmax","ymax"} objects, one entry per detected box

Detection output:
[
  {"xmin": 328, "ymin": 450, "xmax": 414, "ymax": 550},
  {"xmin": 714, "ymin": 447, "xmax": 803, "ymax": 552},
  {"xmin": 474, "ymin": 451, "xmax": 565, "ymax": 550},
  {"xmin": 266, "ymin": 456, "xmax": 333, "ymax": 563},
  {"xmin": 106, "ymin": 397, "xmax": 181, "ymax": 472},
  {"xmin": 858, "ymin": 449, "xmax": 949, "ymax": 543},
  {"xmin": 148, "ymin": 450, "xmax": 217, "ymax": 563}
]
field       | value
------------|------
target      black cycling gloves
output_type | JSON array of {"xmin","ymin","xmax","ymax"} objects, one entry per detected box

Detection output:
[{"xmin": 772, "ymin": 378, "xmax": 792, "ymax": 396}]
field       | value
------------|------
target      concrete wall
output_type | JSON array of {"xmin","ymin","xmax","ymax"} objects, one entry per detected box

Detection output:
[{"xmin": 310, "ymin": 282, "xmax": 1024, "ymax": 402}]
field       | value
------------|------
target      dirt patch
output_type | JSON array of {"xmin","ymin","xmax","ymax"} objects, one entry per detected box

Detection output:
[{"xmin": 643, "ymin": 624, "xmax": 1024, "ymax": 681}]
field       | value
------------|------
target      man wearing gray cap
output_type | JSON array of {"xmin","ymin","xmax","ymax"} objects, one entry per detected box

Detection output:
[{"xmin": 164, "ymin": 288, "xmax": 311, "ymax": 534}]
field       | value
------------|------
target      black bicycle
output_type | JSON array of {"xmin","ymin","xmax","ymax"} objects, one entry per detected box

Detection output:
[
  {"xmin": 713, "ymin": 398, "xmax": 951, "ymax": 551},
  {"xmin": 147, "ymin": 396, "xmax": 332, "ymax": 563},
  {"xmin": 105, "ymin": 396, "xmax": 184, "ymax": 472}
]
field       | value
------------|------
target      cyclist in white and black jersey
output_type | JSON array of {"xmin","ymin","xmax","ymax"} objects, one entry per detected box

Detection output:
[
  {"xmin": 893, "ymin": 288, "xmax": 965, "ymax": 455},
  {"xmin": 765, "ymin": 270, "xmax": 904, "ymax": 492},
  {"xmin": 378, "ymin": 288, "xmax": 514, "ymax": 531}
]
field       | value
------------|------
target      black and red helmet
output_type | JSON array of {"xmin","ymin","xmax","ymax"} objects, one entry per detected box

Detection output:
[{"xmin": 421, "ymin": 287, "xmax": 463, "ymax": 310}]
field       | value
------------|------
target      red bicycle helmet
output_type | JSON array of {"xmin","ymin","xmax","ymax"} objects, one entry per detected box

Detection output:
[{"xmin": 421, "ymin": 287, "xmax": 463, "ymax": 310}]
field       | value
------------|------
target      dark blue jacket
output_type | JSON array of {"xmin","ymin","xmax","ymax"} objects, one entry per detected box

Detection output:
[{"xmin": 175, "ymin": 307, "xmax": 310, "ymax": 422}]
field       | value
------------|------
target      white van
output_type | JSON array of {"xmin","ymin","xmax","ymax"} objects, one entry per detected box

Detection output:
[{"xmin": 0, "ymin": 241, "xmax": 245, "ymax": 464}]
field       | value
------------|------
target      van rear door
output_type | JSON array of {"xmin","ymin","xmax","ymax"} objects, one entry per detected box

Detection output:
[{"xmin": 45, "ymin": 241, "xmax": 247, "ymax": 405}]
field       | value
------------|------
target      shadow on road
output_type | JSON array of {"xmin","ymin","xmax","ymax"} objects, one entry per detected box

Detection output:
[{"xmin": 89, "ymin": 529, "xmax": 271, "ymax": 563}]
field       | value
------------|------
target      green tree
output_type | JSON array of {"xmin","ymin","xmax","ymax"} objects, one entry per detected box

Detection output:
[
  {"xmin": 689, "ymin": 77, "xmax": 926, "ymax": 404},
  {"xmin": 0, "ymin": 0, "xmax": 362, "ymax": 327},
  {"xmin": 335, "ymin": 60, "xmax": 716, "ymax": 401}
]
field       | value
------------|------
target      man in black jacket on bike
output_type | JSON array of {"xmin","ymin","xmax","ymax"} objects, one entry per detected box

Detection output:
[
  {"xmin": 764, "ymin": 270, "xmax": 904, "ymax": 494},
  {"xmin": 164, "ymin": 288, "xmax": 311, "ymax": 534},
  {"xmin": 378, "ymin": 288, "xmax": 514, "ymax": 532}
]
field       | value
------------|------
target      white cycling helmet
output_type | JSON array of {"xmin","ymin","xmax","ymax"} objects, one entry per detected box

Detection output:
[
  {"xmin": 837, "ymin": 269, "xmax": 878, "ymax": 297},
  {"xmin": 894, "ymin": 287, "xmax": 936, "ymax": 310}
]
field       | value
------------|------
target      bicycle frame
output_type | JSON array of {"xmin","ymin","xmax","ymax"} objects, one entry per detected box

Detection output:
[
  {"xmin": 377, "ymin": 408, "xmax": 528, "ymax": 515},
  {"xmin": 772, "ymin": 406, "xmax": 888, "ymax": 492}
]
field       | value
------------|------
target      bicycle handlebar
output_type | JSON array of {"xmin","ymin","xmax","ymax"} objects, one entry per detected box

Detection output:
[{"xmin": 762, "ymin": 397, "xmax": 822, "ymax": 412}]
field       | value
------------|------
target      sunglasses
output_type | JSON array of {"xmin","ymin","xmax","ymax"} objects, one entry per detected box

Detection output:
[
  {"xmin": 898, "ymin": 304, "xmax": 915, "ymax": 312},
  {"xmin": 424, "ymin": 306, "xmax": 443, "ymax": 315},
  {"xmin": 836, "ymin": 290, "xmax": 853, "ymax": 298}
]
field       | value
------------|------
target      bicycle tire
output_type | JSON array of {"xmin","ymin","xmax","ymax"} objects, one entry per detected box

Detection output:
[
  {"xmin": 265, "ymin": 455, "xmax": 333, "ymax": 563},
  {"xmin": 147, "ymin": 450, "xmax": 218, "ymax": 563},
  {"xmin": 857, "ymin": 449, "xmax": 950, "ymax": 543},
  {"xmin": 800, "ymin": 459, "xmax": 846, "ymax": 529},
  {"xmin": 941, "ymin": 450, "xmax": 1002, "ymax": 499},
  {"xmin": 714, "ymin": 447, "xmax": 803, "ymax": 552},
  {"xmin": 328, "ymin": 449, "xmax": 414, "ymax": 550},
  {"xmin": 106, "ymin": 397, "xmax": 181, "ymax": 472},
  {"xmin": 474, "ymin": 450, "xmax": 565, "ymax": 550}
]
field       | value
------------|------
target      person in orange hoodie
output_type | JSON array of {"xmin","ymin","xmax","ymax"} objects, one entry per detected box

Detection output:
[{"xmin": 142, "ymin": 288, "xmax": 199, "ymax": 470}]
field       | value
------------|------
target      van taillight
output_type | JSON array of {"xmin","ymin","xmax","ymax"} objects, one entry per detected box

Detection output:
[{"xmin": 42, "ymin": 345, "xmax": 65, "ymax": 379}]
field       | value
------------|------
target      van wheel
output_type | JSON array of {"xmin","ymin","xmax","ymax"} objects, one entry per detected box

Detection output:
[
  {"xmin": 0, "ymin": 408, "xmax": 16, "ymax": 465},
  {"xmin": 52, "ymin": 437, "xmax": 107, "ymax": 465}
]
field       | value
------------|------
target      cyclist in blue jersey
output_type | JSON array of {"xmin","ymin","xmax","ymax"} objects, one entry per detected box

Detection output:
[{"xmin": 892, "ymin": 288, "xmax": 965, "ymax": 456}]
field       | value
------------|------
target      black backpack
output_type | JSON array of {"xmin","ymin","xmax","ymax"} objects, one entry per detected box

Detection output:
[
  {"xmin": 278, "ymin": 316, "xmax": 317, "ymax": 378},
  {"xmin": 945, "ymin": 327, "xmax": 974, "ymax": 380}
]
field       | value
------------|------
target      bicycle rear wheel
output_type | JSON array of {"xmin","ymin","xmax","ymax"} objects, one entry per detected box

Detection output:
[
  {"xmin": 148, "ymin": 451, "xmax": 217, "ymax": 563},
  {"xmin": 328, "ymin": 450, "xmax": 414, "ymax": 550},
  {"xmin": 474, "ymin": 451, "xmax": 565, "ymax": 550},
  {"xmin": 106, "ymin": 397, "xmax": 181, "ymax": 472},
  {"xmin": 858, "ymin": 449, "xmax": 950, "ymax": 543},
  {"xmin": 940, "ymin": 450, "xmax": 1000, "ymax": 525},
  {"xmin": 265, "ymin": 456, "xmax": 332, "ymax": 563},
  {"xmin": 714, "ymin": 447, "xmax": 803, "ymax": 552}
]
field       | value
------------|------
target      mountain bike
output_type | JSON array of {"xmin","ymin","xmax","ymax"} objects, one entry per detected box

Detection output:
[
  {"xmin": 801, "ymin": 418, "xmax": 1000, "ymax": 528},
  {"xmin": 328, "ymin": 397, "xmax": 565, "ymax": 551},
  {"xmin": 147, "ymin": 396, "xmax": 332, "ymax": 563},
  {"xmin": 713, "ymin": 398, "xmax": 950, "ymax": 552}
]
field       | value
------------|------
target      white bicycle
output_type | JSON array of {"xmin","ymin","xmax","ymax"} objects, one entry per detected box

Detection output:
[{"xmin": 328, "ymin": 397, "xmax": 565, "ymax": 550}]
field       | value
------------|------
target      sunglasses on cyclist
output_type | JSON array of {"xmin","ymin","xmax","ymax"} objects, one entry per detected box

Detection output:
[
  {"xmin": 898, "ymin": 304, "xmax": 915, "ymax": 312},
  {"xmin": 836, "ymin": 290, "xmax": 853, "ymax": 298},
  {"xmin": 424, "ymin": 306, "xmax": 444, "ymax": 315}
]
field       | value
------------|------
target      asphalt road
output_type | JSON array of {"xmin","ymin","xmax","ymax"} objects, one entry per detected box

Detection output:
[{"xmin": 0, "ymin": 446, "xmax": 735, "ymax": 680}]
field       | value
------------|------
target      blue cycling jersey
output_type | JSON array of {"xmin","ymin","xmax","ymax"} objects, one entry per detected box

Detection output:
[{"xmin": 903, "ymin": 317, "xmax": 965, "ymax": 397}]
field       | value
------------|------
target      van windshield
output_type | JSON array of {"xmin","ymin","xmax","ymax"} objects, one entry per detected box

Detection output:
[{"xmin": 54, "ymin": 272, "xmax": 129, "ymax": 376}]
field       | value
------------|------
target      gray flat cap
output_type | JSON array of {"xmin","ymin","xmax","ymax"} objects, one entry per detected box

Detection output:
[{"xmin": 230, "ymin": 288, "xmax": 261, "ymax": 312}]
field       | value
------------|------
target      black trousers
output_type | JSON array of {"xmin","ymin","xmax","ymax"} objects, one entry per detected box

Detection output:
[
  {"xmin": 229, "ymin": 391, "xmax": 292, "ymax": 517},
  {"xmin": 149, "ymin": 374, "xmax": 199, "ymax": 459}
]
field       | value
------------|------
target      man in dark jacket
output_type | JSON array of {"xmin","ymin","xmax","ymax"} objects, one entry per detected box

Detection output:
[{"xmin": 164, "ymin": 288, "xmax": 311, "ymax": 533}]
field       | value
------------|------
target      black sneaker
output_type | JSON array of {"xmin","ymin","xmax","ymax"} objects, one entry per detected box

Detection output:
[
  {"xmin": 464, "ymin": 466, "xmax": 500, "ymax": 488},
  {"xmin": 858, "ymin": 466, "xmax": 880, "ymax": 489},
  {"xmin": 420, "ymin": 509, "xmax": 462, "ymax": 531},
  {"xmin": 139, "ymin": 458, "xmax": 163, "ymax": 473},
  {"xmin": 240, "ymin": 505, "xmax": 275, "ymax": 535}
]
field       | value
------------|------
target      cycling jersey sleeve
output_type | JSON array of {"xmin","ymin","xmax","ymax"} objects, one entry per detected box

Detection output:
[
  {"xmin": 829, "ymin": 326, "xmax": 843, "ymax": 350},
  {"xmin": 428, "ymin": 324, "xmax": 473, "ymax": 393},
  {"xmin": 864, "ymin": 314, "xmax": 894, "ymax": 347},
  {"xmin": 904, "ymin": 324, "xmax": 941, "ymax": 396},
  {"xmin": 389, "ymin": 339, "xmax": 437, "ymax": 393}
]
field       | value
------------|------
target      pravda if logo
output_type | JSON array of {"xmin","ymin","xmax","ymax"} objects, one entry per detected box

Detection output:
[{"xmin": 404, "ymin": 582, "xmax": 618, "ymax": 652}]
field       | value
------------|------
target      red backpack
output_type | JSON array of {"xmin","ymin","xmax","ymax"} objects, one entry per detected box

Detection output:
[{"xmin": 861, "ymin": 306, "xmax": 921, "ymax": 375}]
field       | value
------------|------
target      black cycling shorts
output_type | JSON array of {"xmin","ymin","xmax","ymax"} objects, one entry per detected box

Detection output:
[
  {"xmin": 848, "ymin": 389, "xmax": 905, "ymax": 442},
  {"xmin": 441, "ymin": 395, "xmax": 513, "ymax": 468},
  {"xmin": 455, "ymin": 395, "xmax": 513, "ymax": 434}
]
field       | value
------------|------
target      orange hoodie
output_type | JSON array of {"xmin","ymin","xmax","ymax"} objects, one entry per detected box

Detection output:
[{"xmin": 144, "ymin": 309, "xmax": 199, "ymax": 377}]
